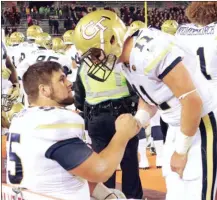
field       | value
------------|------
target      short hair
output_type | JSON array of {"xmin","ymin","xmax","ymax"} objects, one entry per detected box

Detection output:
[
  {"xmin": 22, "ymin": 61, "xmax": 62, "ymax": 103},
  {"xmin": 186, "ymin": 2, "xmax": 217, "ymax": 26}
]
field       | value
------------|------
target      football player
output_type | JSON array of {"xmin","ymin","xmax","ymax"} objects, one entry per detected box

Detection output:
[
  {"xmin": 2, "ymin": 41, "xmax": 20, "ymax": 105},
  {"xmin": 7, "ymin": 32, "xmax": 25, "ymax": 68},
  {"xmin": 73, "ymin": 10, "xmax": 217, "ymax": 200},
  {"xmin": 17, "ymin": 33, "xmax": 76, "ymax": 107},
  {"xmin": 7, "ymin": 61, "xmax": 137, "ymax": 199},
  {"xmin": 175, "ymin": 2, "xmax": 217, "ymax": 88},
  {"xmin": 63, "ymin": 30, "xmax": 81, "ymax": 69}
]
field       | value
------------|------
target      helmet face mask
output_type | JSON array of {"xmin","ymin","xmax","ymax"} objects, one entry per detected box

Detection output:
[
  {"xmin": 81, "ymin": 48, "xmax": 116, "ymax": 82},
  {"xmin": 1, "ymin": 94, "xmax": 14, "ymax": 112}
]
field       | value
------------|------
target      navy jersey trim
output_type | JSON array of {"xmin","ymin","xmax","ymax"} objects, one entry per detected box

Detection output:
[
  {"xmin": 158, "ymin": 56, "xmax": 182, "ymax": 80},
  {"xmin": 45, "ymin": 138, "xmax": 93, "ymax": 171}
]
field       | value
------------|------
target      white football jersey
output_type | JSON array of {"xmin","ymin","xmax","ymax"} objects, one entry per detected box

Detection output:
[
  {"xmin": 7, "ymin": 45, "xmax": 21, "ymax": 68},
  {"xmin": 8, "ymin": 42, "xmax": 39, "ymax": 68},
  {"xmin": 65, "ymin": 45, "xmax": 80, "ymax": 64},
  {"xmin": 150, "ymin": 110, "xmax": 161, "ymax": 127},
  {"xmin": 7, "ymin": 107, "xmax": 90, "ymax": 200},
  {"xmin": 121, "ymin": 28, "xmax": 217, "ymax": 126},
  {"xmin": 65, "ymin": 45, "xmax": 80, "ymax": 80},
  {"xmin": 175, "ymin": 22, "xmax": 217, "ymax": 87},
  {"xmin": 17, "ymin": 49, "xmax": 75, "ymax": 81}
]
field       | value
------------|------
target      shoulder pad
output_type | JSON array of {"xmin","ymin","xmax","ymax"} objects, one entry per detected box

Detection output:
[{"xmin": 33, "ymin": 107, "xmax": 85, "ymax": 141}]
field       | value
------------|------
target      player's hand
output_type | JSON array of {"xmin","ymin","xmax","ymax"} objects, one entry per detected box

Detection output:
[
  {"xmin": 115, "ymin": 113, "xmax": 141, "ymax": 140},
  {"xmin": 2, "ymin": 67, "xmax": 11, "ymax": 79},
  {"xmin": 7, "ymin": 83, "xmax": 20, "ymax": 101},
  {"xmin": 170, "ymin": 151, "xmax": 188, "ymax": 178}
]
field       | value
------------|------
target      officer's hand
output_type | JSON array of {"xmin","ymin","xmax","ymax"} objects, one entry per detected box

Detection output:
[
  {"xmin": 2, "ymin": 67, "xmax": 11, "ymax": 79},
  {"xmin": 115, "ymin": 114, "xmax": 141, "ymax": 140},
  {"xmin": 7, "ymin": 83, "xmax": 20, "ymax": 101}
]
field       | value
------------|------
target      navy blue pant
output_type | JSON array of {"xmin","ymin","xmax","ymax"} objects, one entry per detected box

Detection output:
[{"xmin": 87, "ymin": 112, "xmax": 143, "ymax": 199}]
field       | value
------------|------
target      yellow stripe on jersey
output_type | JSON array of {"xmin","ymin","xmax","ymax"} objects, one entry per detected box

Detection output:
[
  {"xmin": 35, "ymin": 123, "xmax": 84, "ymax": 130},
  {"xmin": 144, "ymin": 42, "xmax": 174, "ymax": 75},
  {"xmin": 202, "ymin": 115, "xmax": 214, "ymax": 200},
  {"xmin": 200, "ymin": 112, "xmax": 217, "ymax": 200}
]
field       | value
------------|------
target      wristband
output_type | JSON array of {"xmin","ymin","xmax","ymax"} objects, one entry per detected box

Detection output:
[
  {"xmin": 134, "ymin": 110, "xmax": 150, "ymax": 126},
  {"xmin": 175, "ymin": 131, "xmax": 193, "ymax": 155}
]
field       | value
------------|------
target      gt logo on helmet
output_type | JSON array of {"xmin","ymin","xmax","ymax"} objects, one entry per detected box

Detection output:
[{"xmin": 82, "ymin": 18, "xmax": 107, "ymax": 40}]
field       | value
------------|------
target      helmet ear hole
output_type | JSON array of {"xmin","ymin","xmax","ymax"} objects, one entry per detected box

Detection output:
[{"xmin": 110, "ymin": 35, "xmax": 115, "ymax": 45}]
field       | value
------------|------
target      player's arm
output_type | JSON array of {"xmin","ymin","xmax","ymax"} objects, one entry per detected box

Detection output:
[
  {"xmin": 6, "ymin": 56, "xmax": 19, "ymax": 84},
  {"xmin": 45, "ymin": 131, "xmax": 129, "ymax": 182},
  {"xmin": 43, "ymin": 113, "xmax": 139, "ymax": 183},
  {"xmin": 162, "ymin": 61, "xmax": 203, "ymax": 154}
]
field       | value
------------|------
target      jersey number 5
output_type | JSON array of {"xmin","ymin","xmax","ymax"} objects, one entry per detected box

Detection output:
[
  {"xmin": 196, "ymin": 47, "xmax": 211, "ymax": 80},
  {"xmin": 7, "ymin": 133, "xmax": 23, "ymax": 184}
]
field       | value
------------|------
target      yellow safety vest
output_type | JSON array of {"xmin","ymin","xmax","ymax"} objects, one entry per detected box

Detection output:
[{"xmin": 80, "ymin": 63, "xmax": 130, "ymax": 105}]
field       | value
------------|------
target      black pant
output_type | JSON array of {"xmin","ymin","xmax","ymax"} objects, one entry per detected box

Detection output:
[
  {"xmin": 160, "ymin": 117, "xmax": 168, "ymax": 143},
  {"xmin": 87, "ymin": 112, "xmax": 143, "ymax": 199}
]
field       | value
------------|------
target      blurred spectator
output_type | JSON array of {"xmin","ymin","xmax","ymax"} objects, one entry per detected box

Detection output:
[
  {"xmin": 53, "ymin": 19, "xmax": 59, "ymax": 34},
  {"xmin": 5, "ymin": 26, "xmax": 10, "ymax": 36},
  {"xmin": 39, "ymin": 6, "xmax": 45, "ymax": 19},
  {"xmin": 62, "ymin": 4, "xmax": 69, "ymax": 18},
  {"xmin": 27, "ymin": 15, "xmax": 33, "ymax": 27},
  {"xmin": 64, "ymin": 16, "xmax": 72, "ymax": 31},
  {"xmin": 2, "ymin": 15, "xmax": 4, "ymax": 25},
  {"xmin": 49, "ymin": 16, "xmax": 53, "ymax": 34}
]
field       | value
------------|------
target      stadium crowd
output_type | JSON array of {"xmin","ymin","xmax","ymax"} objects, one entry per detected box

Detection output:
[{"xmin": 2, "ymin": 3, "xmax": 190, "ymax": 36}]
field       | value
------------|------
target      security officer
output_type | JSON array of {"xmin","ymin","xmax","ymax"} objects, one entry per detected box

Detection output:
[
  {"xmin": 74, "ymin": 55, "xmax": 143, "ymax": 200},
  {"xmin": 73, "ymin": 10, "xmax": 144, "ymax": 199}
]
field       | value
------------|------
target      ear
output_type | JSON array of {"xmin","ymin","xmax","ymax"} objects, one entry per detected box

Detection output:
[{"xmin": 38, "ymin": 84, "xmax": 52, "ymax": 98}]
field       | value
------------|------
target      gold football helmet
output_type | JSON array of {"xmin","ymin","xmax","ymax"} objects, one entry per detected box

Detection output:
[
  {"xmin": 5, "ymin": 36, "xmax": 11, "ymax": 46},
  {"xmin": 35, "ymin": 32, "xmax": 52, "ymax": 49},
  {"xmin": 124, "ymin": 20, "xmax": 146, "ymax": 41},
  {"xmin": 130, "ymin": 20, "xmax": 146, "ymax": 30},
  {"xmin": 74, "ymin": 10, "xmax": 127, "ymax": 82},
  {"xmin": 7, "ymin": 102, "xmax": 24, "ymax": 122},
  {"xmin": 2, "ymin": 102, "xmax": 24, "ymax": 128},
  {"xmin": 63, "ymin": 30, "xmax": 75, "ymax": 45},
  {"xmin": 161, "ymin": 20, "xmax": 178, "ymax": 35},
  {"xmin": 10, "ymin": 32, "xmax": 25, "ymax": 45},
  {"xmin": 52, "ymin": 37, "xmax": 66, "ymax": 53},
  {"xmin": 26, "ymin": 25, "xmax": 43, "ymax": 40}
]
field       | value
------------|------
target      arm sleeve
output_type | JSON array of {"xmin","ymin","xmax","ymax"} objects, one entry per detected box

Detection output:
[
  {"xmin": 45, "ymin": 138, "xmax": 93, "ymax": 170},
  {"xmin": 74, "ymin": 70, "xmax": 86, "ymax": 111}
]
